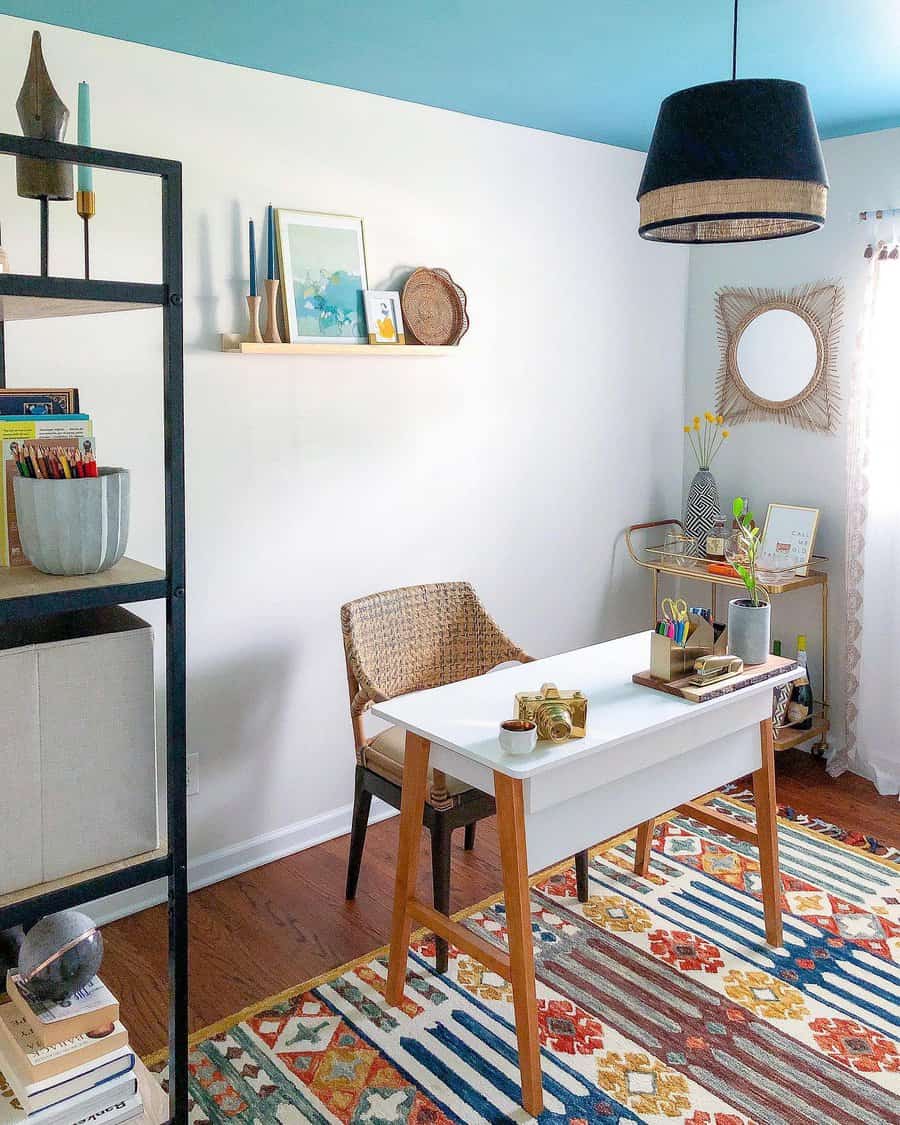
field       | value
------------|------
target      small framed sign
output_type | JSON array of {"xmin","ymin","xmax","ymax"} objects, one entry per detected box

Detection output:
[
  {"xmin": 364, "ymin": 290, "xmax": 405, "ymax": 345},
  {"xmin": 760, "ymin": 503, "xmax": 820, "ymax": 575}
]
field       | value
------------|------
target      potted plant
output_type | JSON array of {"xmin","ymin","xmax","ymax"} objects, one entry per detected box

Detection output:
[
  {"xmin": 726, "ymin": 496, "xmax": 771, "ymax": 665},
  {"xmin": 683, "ymin": 411, "xmax": 729, "ymax": 555}
]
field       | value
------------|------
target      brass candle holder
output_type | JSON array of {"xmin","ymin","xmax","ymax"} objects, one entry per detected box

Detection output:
[
  {"xmin": 246, "ymin": 294, "xmax": 263, "ymax": 343},
  {"xmin": 263, "ymin": 279, "xmax": 282, "ymax": 344},
  {"xmin": 76, "ymin": 189, "xmax": 95, "ymax": 280}
]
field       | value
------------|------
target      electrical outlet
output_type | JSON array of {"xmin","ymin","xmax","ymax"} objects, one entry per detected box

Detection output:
[{"xmin": 186, "ymin": 753, "xmax": 200, "ymax": 796}]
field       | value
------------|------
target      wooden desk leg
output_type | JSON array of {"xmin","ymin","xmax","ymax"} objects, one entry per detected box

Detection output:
[
  {"xmin": 752, "ymin": 718, "xmax": 784, "ymax": 947},
  {"xmin": 386, "ymin": 733, "xmax": 431, "ymax": 1006},
  {"xmin": 634, "ymin": 819, "xmax": 655, "ymax": 876},
  {"xmin": 494, "ymin": 772, "xmax": 544, "ymax": 1118}
]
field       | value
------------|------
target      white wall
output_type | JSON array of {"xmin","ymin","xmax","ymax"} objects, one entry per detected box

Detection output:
[
  {"xmin": 684, "ymin": 127, "xmax": 900, "ymax": 760},
  {"xmin": 0, "ymin": 17, "xmax": 689, "ymax": 900}
]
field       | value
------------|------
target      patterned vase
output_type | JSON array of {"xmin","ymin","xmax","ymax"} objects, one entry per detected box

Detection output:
[{"xmin": 684, "ymin": 469, "xmax": 722, "ymax": 555}]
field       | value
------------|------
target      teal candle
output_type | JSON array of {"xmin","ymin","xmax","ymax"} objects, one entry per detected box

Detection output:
[
  {"xmin": 77, "ymin": 81, "xmax": 93, "ymax": 192},
  {"xmin": 249, "ymin": 219, "xmax": 257, "ymax": 296},
  {"xmin": 267, "ymin": 204, "xmax": 275, "ymax": 279}
]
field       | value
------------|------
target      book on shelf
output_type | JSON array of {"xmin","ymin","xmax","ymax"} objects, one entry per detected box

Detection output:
[
  {"xmin": 0, "ymin": 1003, "xmax": 129, "ymax": 1084},
  {"xmin": 0, "ymin": 390, "xmax": 80, "ymax": 417},
  {"xmin": 5, "ymin": 975, "xmax": 118, "ymax": 1049},
  {"xmin": 0, "ymin": 415, "xmax": 94, "ymax": 567},
  {"xmin": 0, "ymin": 1034, "xmax": 134, "ymax": 1115},
  {"xmin": 0, "ymin": 1067, "xmax": 139, "ymax": 1125}
]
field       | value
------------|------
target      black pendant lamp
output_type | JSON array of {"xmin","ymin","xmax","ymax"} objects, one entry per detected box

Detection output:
[{"xmin": 638, "ymin": 0, "xmax": 828, "ymax": 243}]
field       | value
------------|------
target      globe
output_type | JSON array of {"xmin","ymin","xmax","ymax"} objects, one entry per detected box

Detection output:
[{"xmin": 17, "ymin": 911, "xmax": 103, "ymax": 1003}]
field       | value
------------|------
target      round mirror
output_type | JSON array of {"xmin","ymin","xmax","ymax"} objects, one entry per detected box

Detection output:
[{"xmin": 735, "ymin": 308, "xmax": 820, "ymax": 404}]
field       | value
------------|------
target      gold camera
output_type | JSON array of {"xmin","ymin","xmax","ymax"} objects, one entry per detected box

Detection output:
[{"xmin": 515, "ymin": 682, "xmax": 587, "ymax": 743}]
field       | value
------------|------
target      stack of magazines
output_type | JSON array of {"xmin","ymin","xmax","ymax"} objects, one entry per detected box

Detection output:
[{"xmin": 0, "ymin": 973, "xmax": 141, "ymax": 1125}]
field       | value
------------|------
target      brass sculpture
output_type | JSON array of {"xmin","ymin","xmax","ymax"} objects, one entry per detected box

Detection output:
[{"xmin": 16, "ymin": 30, "xmax": 73, "ymax": 201}]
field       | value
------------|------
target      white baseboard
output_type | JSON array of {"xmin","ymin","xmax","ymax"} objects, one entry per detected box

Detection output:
[{"xmin": 84, "ymin": 798, "xmax": 398, "ymax": 926}]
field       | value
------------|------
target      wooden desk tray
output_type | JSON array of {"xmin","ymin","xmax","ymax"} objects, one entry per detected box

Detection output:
[{"xmin": 634, "ymin": 654, "xmax": 799, "ymax": 704}]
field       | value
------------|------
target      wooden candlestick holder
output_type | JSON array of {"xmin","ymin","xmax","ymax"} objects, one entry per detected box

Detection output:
[
  {"xmin": 246, "ymin": 294, "xmax": 263, "ymax": 343},
  {"xmin": 263, "ymin": 278, "xmax": 282, "ymax": 344}
]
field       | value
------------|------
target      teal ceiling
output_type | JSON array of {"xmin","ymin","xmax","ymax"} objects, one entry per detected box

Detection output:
[{"xmin": 3, "ymin": 1, "xmax": 900, "ymax": 150}]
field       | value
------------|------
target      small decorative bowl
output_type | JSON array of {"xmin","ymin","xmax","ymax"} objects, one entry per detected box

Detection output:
[{"xmin": 13, "ymin": 467, "xmax": 130, "ymax": 575}]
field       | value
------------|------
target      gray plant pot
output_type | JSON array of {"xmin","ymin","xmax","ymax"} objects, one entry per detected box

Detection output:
[
  {"xmin": 13, "ymin": 468, "xmax": 130, "ymax": 575},
  {"xmin": 727, "ymin": 597, "xmax": 771, "ymax": 666}
]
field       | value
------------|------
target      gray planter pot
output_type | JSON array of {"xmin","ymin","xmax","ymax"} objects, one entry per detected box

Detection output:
[
  {"xmin": 727, "ymin": 597, "xmax": 771, "ymax": 666},
  {"xmin": 684, "ymin": 469, "xmax": 721, "ymax": 556},
  {"xmin": 13, "ymin": 468, "xmax": 130, "ymax": 575}
]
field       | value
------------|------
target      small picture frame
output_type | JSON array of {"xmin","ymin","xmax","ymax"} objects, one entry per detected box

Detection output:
[
  {"xmin": 364, "ymin": 290, "xmax": 405, "ymax": 345},
  {"xmin": 760, "ymin": 504, "xmax": 820, "ymax": 575}
]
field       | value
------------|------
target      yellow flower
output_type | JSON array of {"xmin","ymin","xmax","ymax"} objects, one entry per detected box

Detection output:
[
  {"xmin": 717, "ymin": 414, "xmax": 724, "ymax": 424},
  {"xmin": 722, "ymin": 429, "xmax": 730, "ymax": 438},
  {"xmin": 693, "ymin": 415, "xmax": 700, "ymax": 425},
  {"xmin": 705, "ymin": 411, "xmax": 715, "ymax": 423},
  {"xmin": 683, "ymin": 425, "xmax": 691, "ymax": 433}
]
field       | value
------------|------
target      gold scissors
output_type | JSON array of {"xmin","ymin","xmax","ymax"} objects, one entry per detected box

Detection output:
[{"xmin": 661, "ymin": 597, "xmax": 688, "ymax": 623}]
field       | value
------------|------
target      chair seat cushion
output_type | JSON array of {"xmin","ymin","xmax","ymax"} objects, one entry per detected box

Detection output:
[{"xmin": 361, "ymin": 725, "xmax": 473, "ymax": 810}]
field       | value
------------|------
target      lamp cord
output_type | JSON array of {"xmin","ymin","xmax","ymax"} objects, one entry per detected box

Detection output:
[{"xmin": 732, "ymin": 0, "xmax": 739, "ymax": 80}]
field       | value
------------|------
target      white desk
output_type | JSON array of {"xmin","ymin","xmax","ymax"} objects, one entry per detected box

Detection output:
[{"xmin": 375, "ymin": 631, "xmax": 799, "ymax": 1117}]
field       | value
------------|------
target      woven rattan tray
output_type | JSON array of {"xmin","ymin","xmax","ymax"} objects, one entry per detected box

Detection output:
[{"xmin": 401, "ymin": 268, "xmax": 468, "ymax": 345}]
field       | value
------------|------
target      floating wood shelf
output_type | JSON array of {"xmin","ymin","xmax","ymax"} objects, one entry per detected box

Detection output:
[
  {"xmin": 221, "ymin": 335, "xmax": 457, "ymax": 356},
  {"xmin": 0, "ymin": 556, "xmax": 167, "ymax": 622}
]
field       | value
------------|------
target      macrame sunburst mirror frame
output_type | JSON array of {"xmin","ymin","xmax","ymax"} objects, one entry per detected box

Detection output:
[{"xmin": 715, "ymin": 281, "xmax": 843, "ymax": 432}]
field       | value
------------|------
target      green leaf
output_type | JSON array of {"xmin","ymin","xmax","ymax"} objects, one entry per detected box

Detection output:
[
  {"xmin": 732, "ymin": 497, "xmax": 744, "ymax": 519},
  {"xmin": 750, "ymin": 526, "xmax": 760, "ymax": 538}
]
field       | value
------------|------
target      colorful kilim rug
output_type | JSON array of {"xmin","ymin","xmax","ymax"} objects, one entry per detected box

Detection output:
[{"xmin": 150, "ymin": 789, "xmax": 900, "ymax": 1123}]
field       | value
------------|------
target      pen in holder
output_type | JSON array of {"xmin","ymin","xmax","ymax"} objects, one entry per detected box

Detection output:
[{"xmin": 650, "ymin": 611, "xmax": 727, "ymax": 681}]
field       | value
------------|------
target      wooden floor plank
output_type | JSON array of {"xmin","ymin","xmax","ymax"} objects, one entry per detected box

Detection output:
[{"xmin": 100, "ymin": 750, "xmax": 899, "ymax": 1058}]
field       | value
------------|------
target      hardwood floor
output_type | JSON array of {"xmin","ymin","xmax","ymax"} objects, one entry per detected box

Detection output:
[{"xmin": 101, "ymin": 750, "xmax": 899, "ymax": 1057}]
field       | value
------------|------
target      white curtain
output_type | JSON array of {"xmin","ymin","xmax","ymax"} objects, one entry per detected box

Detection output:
[{"xmin": 831, "ymin": 258, "xmax": 900, "ymax": 795}]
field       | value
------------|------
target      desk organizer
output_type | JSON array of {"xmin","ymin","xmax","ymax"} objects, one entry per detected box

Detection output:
[
  {"xmin": 0, "ymin": 606, "xmax": 158, "ymax": 896},
  {"xmin": 649, "ymin": 614, "xmax": 727, "ymax": 681}
]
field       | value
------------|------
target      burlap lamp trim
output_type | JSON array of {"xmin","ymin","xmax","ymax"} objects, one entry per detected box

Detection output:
[{"xmin": 639, "ymin": 179, "xmax": 827, "ymax": 243}]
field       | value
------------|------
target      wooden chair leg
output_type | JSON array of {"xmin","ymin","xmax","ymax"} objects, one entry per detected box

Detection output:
[
  {"xmin": 464, "ymin": 822, "xmax": 477, "ymax": 851},
  {"xmin": 752, "ymin": 718, "xmax": 784, "ymax": 947},
  {"xmin": 634, "ymin": 819, "xmax": 655, "ymax": 877},
  {"xmin": 386, "ymin": 734, "xmax": 431, "ymax": 1006},
  {"xmin": 574, "ymin": 850, "xmax": 590, "ymax": 902},
  {"xmin": 494, "ymin": 772, "xmax": 544, "ymax": 1118},
  {"xmin": 431, "ymin": 819, "xmax": 452, "ymax": 973},
  {"xmin": 345, "ymin": 766, "xmax": 373, "ymax": 899}
]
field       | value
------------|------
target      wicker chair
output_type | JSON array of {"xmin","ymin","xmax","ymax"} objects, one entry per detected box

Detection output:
[{"xmin": 341, "ymin": 581, "xmax": 535, "ymax": 972}]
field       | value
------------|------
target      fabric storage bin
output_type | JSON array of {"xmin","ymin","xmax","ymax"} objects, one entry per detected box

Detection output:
[{"xmin": 0, "ymin": 606, "xmax": 158, "ymax": 895}]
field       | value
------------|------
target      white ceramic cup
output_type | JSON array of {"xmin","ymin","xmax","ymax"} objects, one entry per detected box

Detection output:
[{"xmin": 498, "ymin": 718, "xmax": 538, "ymax": 756}]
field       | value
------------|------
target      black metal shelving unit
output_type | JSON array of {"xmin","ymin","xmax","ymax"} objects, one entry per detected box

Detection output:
[{"xmin": 0, "ymin": 133, "xmax": 187, "ymax": 1124}]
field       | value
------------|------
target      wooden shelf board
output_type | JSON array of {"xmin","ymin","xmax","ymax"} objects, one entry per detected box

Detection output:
[
  {"xmin": 774, "ymin": 711, "xmax": 829, "ymax": 751},
  {"xmin": 0, "ymin": 844, "xmax": 168, "ymax": 912},
  {"xmin": 221, "ymin": 336, "xmax": 457, "ymax": 356},
  {"xmin": 0, "ymin": 293, "xmax": 159, "ymax": 322},
  {"xmin": 0, "ymin": 557, "xmax": 166, "ymax": 606},
  {"xmin": 135, "ymin": 1058, "xmax": 169, "ymax": 1125}
]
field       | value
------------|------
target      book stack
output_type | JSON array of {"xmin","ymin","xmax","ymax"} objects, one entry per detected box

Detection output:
[
  {"xmin": 0, "ymin": 973, "xmax": 142, "ymax": 1125},
  {"xmin": 0, "ymin": 387, "xmax": 95, "ymax": 567}
]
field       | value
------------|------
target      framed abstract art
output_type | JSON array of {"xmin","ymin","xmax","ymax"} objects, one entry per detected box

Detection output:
[{"xmin": 275, "ymin": 210, "xmax": 368, "ymax": 344}]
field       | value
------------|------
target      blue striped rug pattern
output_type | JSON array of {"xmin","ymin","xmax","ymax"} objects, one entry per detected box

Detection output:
[{"xmin": 158, "ymin": 793, "xmax": 900, "ymax": 1123}]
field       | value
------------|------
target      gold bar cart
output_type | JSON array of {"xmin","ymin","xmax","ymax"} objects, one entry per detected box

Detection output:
[{"xmin": 626, "ymin": 518, "xmax": 829, "ymax": 755}]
